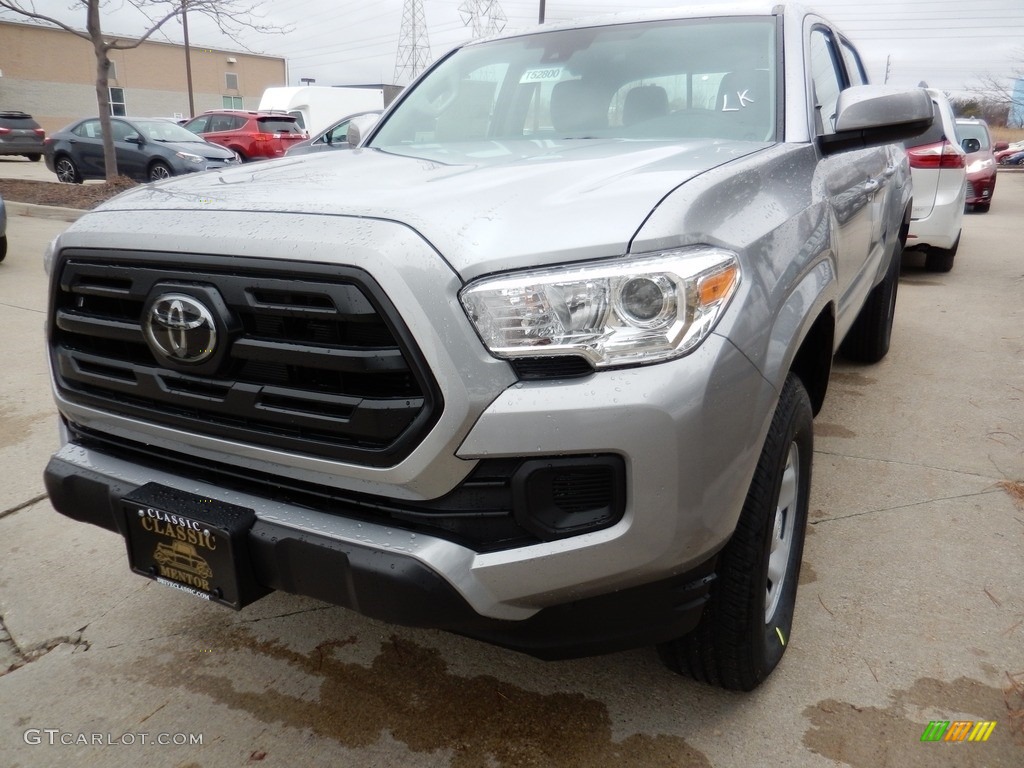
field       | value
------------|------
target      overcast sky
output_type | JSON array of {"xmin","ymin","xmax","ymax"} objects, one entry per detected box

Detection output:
[{"xmin": 5, "ymin": 1, "xmax": 1023, "ymax": 94}]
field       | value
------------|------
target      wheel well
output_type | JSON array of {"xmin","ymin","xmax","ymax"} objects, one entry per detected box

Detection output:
[
  {"xmin": 54, "ymin": 153, "xmax": 77, "ymax": 173},
  {"xmin": 789, "ymin": 306, "xmax": 834, "ymax": 416},
  {"xmin": 898, "ymin": 202, "xmax": 912, "ymax": 247}
]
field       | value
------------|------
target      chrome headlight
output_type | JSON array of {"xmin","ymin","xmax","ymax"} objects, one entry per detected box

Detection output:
[
  {"xmin": 966, "ymin": 157, "xmax": 994, "ymax": 174},
  {"xmin": 175, "ymin": 151, "xmax": 205, "ymax": 165},
  {"xmin": 460, "ymin": 247, "xmax": 740, "ymax": 368}
]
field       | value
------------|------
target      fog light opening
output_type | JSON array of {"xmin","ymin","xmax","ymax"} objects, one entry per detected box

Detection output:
[{"xmin": 511, "ymin": 456, "xmax": 626, "ymax": 541}]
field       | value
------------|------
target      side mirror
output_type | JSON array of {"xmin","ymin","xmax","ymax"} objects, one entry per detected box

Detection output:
[
  {"xmin": 821, "ymin": 86, "xmax": 934, "ymax": 154},
  {"xmin": 993, "ymin": 141, "xmax": 1009, "ymax": 152},
  {"xmin": 125, "ymin": 133, "xmax": 143, "ymax": 145},
  {"xmin": 346, "ymin": 114, "xmax": 381, "ymax": 147},
  {"xmin": 960, "ymin": 137, "xmax": 981, "ymax": 154}
]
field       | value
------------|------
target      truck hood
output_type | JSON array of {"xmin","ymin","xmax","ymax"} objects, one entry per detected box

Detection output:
[{"xmin": 97, "ymin": 139, "xmax": 767, "ymax": 279}]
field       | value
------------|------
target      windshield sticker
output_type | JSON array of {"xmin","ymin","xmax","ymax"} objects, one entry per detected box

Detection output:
[{"xmin": 520, "ymin": 66, "xmax": 565, "ymax": 84}]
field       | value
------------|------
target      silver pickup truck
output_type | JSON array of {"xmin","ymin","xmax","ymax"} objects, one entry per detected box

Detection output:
[{"xmin": 43, "ymin": 4, "xmax": 932, "ymax": 690}]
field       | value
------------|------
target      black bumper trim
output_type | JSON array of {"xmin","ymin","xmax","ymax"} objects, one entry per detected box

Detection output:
[{"xmin": 44, "ymin": 454, "xmax": 716, "ymax": 660}]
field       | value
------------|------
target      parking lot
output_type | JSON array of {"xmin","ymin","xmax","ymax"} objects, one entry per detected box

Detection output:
[{"xmin": 0, "ymin": 159, "xmax": 1021, "ymax": 767}]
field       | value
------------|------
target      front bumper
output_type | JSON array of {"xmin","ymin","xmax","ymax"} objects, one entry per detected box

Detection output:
[
  {"xmin": 964, "ymin": 172, "xmax": 995, "ymax": 205},
  {"xmin": 44, "ymin": 448, "xmax": 716, "ymax": 659}
]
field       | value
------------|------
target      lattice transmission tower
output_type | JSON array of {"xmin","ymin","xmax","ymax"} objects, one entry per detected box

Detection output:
[
  {"xmin": 459, "ymin": 0, "xmax": 507, "ymax": 39},
  {"xmin": 394, "ymin": 0, "xmax": 432, "ymax": 85}
]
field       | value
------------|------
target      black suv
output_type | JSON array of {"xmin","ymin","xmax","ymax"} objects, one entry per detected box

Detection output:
[{"xmin": 0, "ymin": 111, "xmax": 46, "ymax": 161}]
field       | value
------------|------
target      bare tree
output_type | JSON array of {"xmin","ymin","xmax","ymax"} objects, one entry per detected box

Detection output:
[
  {"xmin": 971, "ymin": 46, "xmax": 1024, "ymax": 127},
  {"xmin": 0, "ymin": 0, "xmax": 286, "ymax": 180},
  {"xmin": 949, "ymin": 95, "xmax": 1009, "ymax": 127}
]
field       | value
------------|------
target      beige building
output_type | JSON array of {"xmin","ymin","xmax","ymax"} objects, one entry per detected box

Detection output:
[{"xmin": 0, "ymin": 19, "xmax": 286, "ymax": 133}]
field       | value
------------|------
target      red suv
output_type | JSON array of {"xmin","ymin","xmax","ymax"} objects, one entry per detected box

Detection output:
[
  {"xmin": 183, "ymin": 110, "xmax": 307, "ymax": 161},
  {"xmin": 955, "ymin": 118, "xmax": 997, "ymax": 213}
]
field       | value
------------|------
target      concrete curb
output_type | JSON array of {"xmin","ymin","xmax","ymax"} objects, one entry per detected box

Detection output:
[{"xmin": 4, "ymin": 201, "xmax": 85, "ymax": 223}]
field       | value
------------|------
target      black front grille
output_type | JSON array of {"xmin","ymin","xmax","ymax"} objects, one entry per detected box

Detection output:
[{"xmin": 50, "ymin": 251, "xmax": 442, "ymax": 466}]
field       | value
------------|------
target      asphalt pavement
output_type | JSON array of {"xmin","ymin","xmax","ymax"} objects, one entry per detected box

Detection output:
[{"xmin": 0, "ymin": 157, "xmax": 1021, "ymax": 767}]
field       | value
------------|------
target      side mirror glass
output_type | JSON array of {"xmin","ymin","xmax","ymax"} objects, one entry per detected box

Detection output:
[{"xmin": 961, "ymin": 137, "xmax": 981, "ymax": 154}]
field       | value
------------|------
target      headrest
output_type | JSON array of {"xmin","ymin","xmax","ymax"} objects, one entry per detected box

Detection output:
[
  {"xmin": 623, "ymin": 85, "xmax": 669, "ymax": 126},
  {"xmin": 550, "ymin": 79, "xmax": 607, "ymax": 133}
]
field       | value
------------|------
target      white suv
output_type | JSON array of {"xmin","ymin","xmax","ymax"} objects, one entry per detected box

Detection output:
[{"xmin": 904, "ymin": 88, "xmax": 966, "ymax": 271}]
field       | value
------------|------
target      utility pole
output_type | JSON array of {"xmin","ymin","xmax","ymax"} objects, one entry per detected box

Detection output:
[
  {"xmin": 884, "ymin": 54, "xmax": 892, "ymax": 85},
  {"xmin": 182, "ymin": 1, "xmax": 195, "ymax": 117},
  {"xmin": 394, "ymin": 0, "xmax": 432, "ymax": 85},
  {"xmin": 539, "ymin": 0, "xmax": 546, "ymax": 24}
]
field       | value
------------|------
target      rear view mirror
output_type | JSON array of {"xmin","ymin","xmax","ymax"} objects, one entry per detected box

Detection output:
[{"xmin": 961, "ymin": 138, "xmax": 981, "ymax": 154}]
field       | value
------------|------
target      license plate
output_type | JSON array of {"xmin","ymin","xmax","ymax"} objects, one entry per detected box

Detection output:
[{"xmin": 121, "ymin": 484, "xmax": 267, "ymax": 609}]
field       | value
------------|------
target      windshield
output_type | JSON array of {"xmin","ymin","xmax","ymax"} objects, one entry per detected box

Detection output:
[
  {"xmin": 371, "ymin": 17, "xmax": 777, "ymax": 152},
  {"xmin": 257, "ymin": 118, "xmax": 303, "ymax": 134},
  {"xmin": 956, "ymin": 122, "xmax": 990, "ymax": 150},
  {"xmin": 133, "ymin": 119, "xmax": 207, "ymax": 143}
]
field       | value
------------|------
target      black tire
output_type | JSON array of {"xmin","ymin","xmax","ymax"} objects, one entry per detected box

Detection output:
[
  {"xmin": 26, "ymin": 153, "xmax": 41, "ymax": 162},
  {"xmin": 659, "ymin": 373, "xmax": 813, "ymax": 691},
  {"xmin": 148, "ymin": 160, "xmax": 172, "ymax": 182},
  {"xmin": 925, "ymin": 233, "xmax": 959, "ymax": 273},
  {"xmin": 55, "ymin": 155, "xmax": 82, "ymax": 184},
  {"xmin": 840, "ymin": 241, "xmax": 900, "ymax": 363},
  {"xmin": 0, "ymin": 234, "xmax": 7, "ymax": 263}
]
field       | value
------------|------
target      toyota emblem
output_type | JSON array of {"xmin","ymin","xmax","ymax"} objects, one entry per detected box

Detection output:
[{"xmin": 144, "ymin": 293, "xmax": 218, "ymax": 364}]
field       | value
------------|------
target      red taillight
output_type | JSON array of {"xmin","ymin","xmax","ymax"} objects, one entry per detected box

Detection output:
[
  {"xmin": 43, "ymin": 137, "xmax": 53, "ymax": 146},
  {"xmin": 33, "ymin": 128, "xmax": 45, "ymax": 137},
  {"xmin": 0, "ymin": 127, "xmax": 10, "ymax": 135},
  {"xmin": 907, "ymin": 140, "xmax": 964, "ymax": 170}
]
